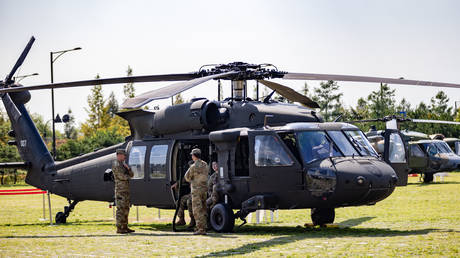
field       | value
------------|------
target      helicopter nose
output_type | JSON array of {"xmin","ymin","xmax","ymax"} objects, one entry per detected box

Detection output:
[{"xmin": 330, "ymin": 158, "xmax": 397, "ymax": 206}]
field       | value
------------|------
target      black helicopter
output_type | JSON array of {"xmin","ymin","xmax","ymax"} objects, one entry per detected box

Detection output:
[
  {"xmin": 2, "ymin": 37, "xmax": 460, "ymax": 232},
  {"xmin": 351, "ymin": 116, "xmax": 460, "ymax": 183}
]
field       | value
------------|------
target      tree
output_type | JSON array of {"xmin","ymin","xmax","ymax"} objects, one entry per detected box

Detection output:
[
  {"xmin": 312, "ymin": 80, "xmax": 343, "ymax": 121},
  {"xmin": 106, "ymin": 91, "xmax": 119, "ymax": 117},
  {"xmin": 430, "ymin": 91, "xmax": 451, "ymax": 117},
  {"xmin": 302, "ymin": 82, "xmax": 310, "ymax": 97},
  {"xmin": 367, "ymin": 83, "xmax": 396, "ymax": 118},
  {"xmin": 174, "ymin": 93, "xmax": 185, "ymax": 105},
  {"xmin": 64, "ymin": 108, "xmax": 77, "ymax": 139},
  {"xmin": 82, "ymin": 74, "xmax": 110, "ymax": 136},
  {"xmin": 123, "ymin": 66, "xmax": 135, "ymax": 98}
]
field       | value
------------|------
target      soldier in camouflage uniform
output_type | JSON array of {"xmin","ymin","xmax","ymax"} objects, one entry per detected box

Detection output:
[
  {"xmin": 112, "ymin": 149, "xmax": 135, "ymax": 234},
  {"xmin": 184, "ymin": 148, "xmax": 208, "ymax": 235},
  {"xmin": 206, "ymin": 161, "xmax": 219, "ymax": 211},
  {"xmin": 171, "ymin": 179, "xmax": 195, "ymax": 227}
]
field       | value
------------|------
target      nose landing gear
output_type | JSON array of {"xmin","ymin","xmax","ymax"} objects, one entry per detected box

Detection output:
[{"xmin": 311, "ymin": 208, "xmax": 335, "ymax": 226}]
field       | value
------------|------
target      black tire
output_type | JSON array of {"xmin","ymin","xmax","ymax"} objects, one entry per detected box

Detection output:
[
  {"xmin": 55, "ymin": 212, "xmax": 67, "ymax": 224},
  {"xmin": 423, "ymin": 173, "xmax": 434, "ymax": 183},
  {"xmin": 311, "ymin": 208, "xmax": 335, "ymax": 226},
  {"xmin": 210, "ymin": 203, "xmax": 235, "ymax": 233}
]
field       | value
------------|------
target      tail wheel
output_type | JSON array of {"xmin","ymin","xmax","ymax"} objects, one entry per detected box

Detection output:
[
  {"xmin": 210, "ymin": 203, "xmax": 235, "ymax": 233},
  {"xmin": 423, "ymin": 173, "xmax": 434, "ymax": 183},
  {"xmin": 55, "ymin": 212, "xmax": 67, "ymax": 224},
  {"xmin": 311, "ymin": 208, "xmax": 335, "ymax": 226}
]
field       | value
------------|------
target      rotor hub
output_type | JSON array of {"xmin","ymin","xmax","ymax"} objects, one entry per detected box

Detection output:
[{"xmin": 199, "ymin": 62, "xmax": 286, "ymax": 81}]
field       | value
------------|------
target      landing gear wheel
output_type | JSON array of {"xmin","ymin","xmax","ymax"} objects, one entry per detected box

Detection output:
[
  {"xmin": 423, "ymin": 173, "xmax": 434, "ymax": 183},
  {"xmin": 55, "ymin": 212, "xmax": 67, "ymax": 224},
  {"xmin": 311, "ymin": 208, "xmax": 335, "ymax": 226},
  {"xmin": 210, "ymin": 203, "xmax": 235, "ymax": 233}
]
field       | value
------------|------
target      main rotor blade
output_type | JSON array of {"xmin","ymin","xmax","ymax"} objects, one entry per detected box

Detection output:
[
  {"xmin": 258, "ymin": 80, "xmax": 320, "ymax": 108},
  {"xmin": 5, "ymin": 36, "xmax": 35, "ymax": 84},
  {"xmin": 283, "ymin": 73, "xmax": 460, "ymax": 88},
  {"xmin": 0, "ymin": 73, "xmax": 199, "ymax": 94},
  {"xmin": 411, "ymin": 119, "xmax": 460, "ymax": 125},
  {"xmin": 346, "ymin": 119, "xmax": 383, "ymax": 123},
  {"xmin": 121, "ymin": 71, "xmax": 238, "ymax": 109}
]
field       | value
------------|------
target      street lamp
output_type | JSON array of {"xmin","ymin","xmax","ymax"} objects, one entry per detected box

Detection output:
[
  {"xmin": 50, "ymin": 47, "xmax": 81, "ymax": 159},
  {"xmin": 14, "ymin": 72, "xmax": 39, "ymax": 83}
]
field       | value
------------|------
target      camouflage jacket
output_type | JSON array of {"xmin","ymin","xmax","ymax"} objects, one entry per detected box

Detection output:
[
  {"xmin": 184, "ymin": 159, "xmax": 208, "ymax": 193},
  {"xmin": 207, "ymin": 172, "xmax": 218, "ymax": 196},
  {"xmin": 112, "ymin": 160, "xmax": 133, "ymax": 193}
]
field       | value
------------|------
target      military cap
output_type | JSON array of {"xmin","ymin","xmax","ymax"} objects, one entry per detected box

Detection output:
[
  {"xmin": 116, "ymin": 149, "xmax": 127, "ymax": 155},
  {"xmin": 190, "ymin": 148, "xmax": 201, "ymax": 156}
]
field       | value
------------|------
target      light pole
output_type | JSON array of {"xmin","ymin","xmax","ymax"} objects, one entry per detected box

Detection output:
[
  {"xmin": 50, "ymin": 47, "xmax": 81, "ymax": 159},
  {"xmin": 14, "ymin": 72, "xmax": 39, "ymax": 83}
]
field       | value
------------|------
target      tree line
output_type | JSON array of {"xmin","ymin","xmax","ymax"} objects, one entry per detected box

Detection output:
[{"xmin": 0, "ymin": 69, "xmax": 459, "ymax": 162}]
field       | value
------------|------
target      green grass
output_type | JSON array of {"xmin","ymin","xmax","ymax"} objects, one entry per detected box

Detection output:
[{"xmin": 0, "ymin": 174, "xmax": 459, "ymax": 257}]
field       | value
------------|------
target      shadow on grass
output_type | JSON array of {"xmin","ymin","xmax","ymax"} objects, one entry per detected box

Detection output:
[
  {"xmin": 201, "ymin": 226, "xmax": 439, "ymax": 257},
  {"xmin": 407, "ymin": 181, "xmax": 460, "ymax": 186},
  {"xmin": 338, "ymin": 216, "xmax": 375, "ymax": 227}
]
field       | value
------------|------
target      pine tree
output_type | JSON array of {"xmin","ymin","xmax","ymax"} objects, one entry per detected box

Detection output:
[
  {"xmin": 64, "ymin": 108, "xmax": 77, "ymax": 139},
  {"xmin": 312, "ymin": 80, "xmax": 343, "ymax": 121},
  {"xmin": 123, "ymin": 66, "xmax": 135, "ymax": 98},
  {"xmin": 106, "ymin": 91, "xmax": 119, "ymax": 117},
  {"xmin": 367, "ymin": 83, "xmax": 396, "ymax": 118},
  {"xmin": 82, "ymin": 74, "xmax": 106, "ymax": 136}
]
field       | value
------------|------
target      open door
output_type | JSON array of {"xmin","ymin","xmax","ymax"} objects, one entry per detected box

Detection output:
[
  {"xmin": 383, "ymin": 130, "xmax": 409, "ymax": 186},
  {"xmin": 408, "ymin": 143, "xmax": 428, "ymax": 174}
]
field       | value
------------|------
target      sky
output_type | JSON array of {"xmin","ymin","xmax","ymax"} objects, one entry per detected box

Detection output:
[{"xmin": 1, "ymin": 0, "xmax": 459, "ymax": 131}]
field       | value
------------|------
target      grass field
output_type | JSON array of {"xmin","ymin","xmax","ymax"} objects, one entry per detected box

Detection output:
[{"xmin": 0, "ymin": 174, "xmax": 459, "ymax": 257}]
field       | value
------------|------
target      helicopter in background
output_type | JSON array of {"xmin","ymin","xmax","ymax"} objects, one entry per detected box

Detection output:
[
  {"xmin": 1, "ymin": 37, "xmax": 460, "ymax": 232},
  {"xmin": 351, "ymin": 116, "xmax": 460, "ymax": 183}
]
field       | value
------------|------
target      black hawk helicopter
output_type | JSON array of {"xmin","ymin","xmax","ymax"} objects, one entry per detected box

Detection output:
[
  {"xmin": 2, "ymin": 37, "xmax": 460, "ymax": 232},
  {"xmin": 350, "ymin": 116, "xmax": 460, "ymax": 183}
]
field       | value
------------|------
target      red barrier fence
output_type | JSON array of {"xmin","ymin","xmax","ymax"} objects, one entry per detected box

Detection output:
[{"xmin": 0, "ymin": 188, "xmax": 46, "ymax": 195}]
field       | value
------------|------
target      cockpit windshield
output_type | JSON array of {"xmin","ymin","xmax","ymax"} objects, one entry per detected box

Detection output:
[
  {"xmin": 422, "ymin": 142, "xmax": 454, "ymax": 155},
  {"xmin": 296, "ymin": 130, "xmax": 378, "ymax": 164},
  {"xmin": 297, "ymin": 131, "xmax": 341, "ymax": 164},
  {"xmin": 343, "ymin": 130, "xmax": 379, "ymax": 157}
]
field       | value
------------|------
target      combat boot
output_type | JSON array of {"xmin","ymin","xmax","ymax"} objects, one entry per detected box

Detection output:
[
  {"xmin": 117, "ymin": 225, "xmax": 128, "ymax": 234},
  {"xmin": 187, "ymin": 218, "xmax": 196, "ymax": 229},
  {"xmin": 176, "ymin": 217, "xmax": 186, "ymax": 226}
]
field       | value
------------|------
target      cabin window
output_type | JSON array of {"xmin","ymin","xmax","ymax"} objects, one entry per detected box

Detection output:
[
  {"xmin": 254, "ymin": 135, "xmax": 293, "ymax": 167},
  {"xmin": 150, "ymin": 145, "xmax": 168, "ymax": 179},
  {"xmin": 410, "ymin": 144, "xmax": 425, "ymax": 158},
  {"xmin": 129, "ymin": 146, "xmax": 146, "ymax": 179}
]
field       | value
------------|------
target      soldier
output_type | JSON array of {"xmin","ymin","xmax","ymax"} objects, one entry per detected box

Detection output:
[
  {"xmin": 206, "ymin": 161, "xmax": 219, "ymax": 211},
  {"xmin": 184, "ymin": 148, "xmax": 208, "ymax": 235},
  {"xmin": 112, "ymin": 149, "xmax": 135, "ymax": 234},
  {"xmin": 171, "ymin": 185, "xmax": 195, "ymax": 227}
]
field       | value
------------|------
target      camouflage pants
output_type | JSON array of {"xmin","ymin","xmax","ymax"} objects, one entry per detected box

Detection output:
[
  {"xmin": 178, "ymin": 194, "xmax": 194, "ymax": 221},
  {"xmin": 116, "ymin": 191, "xmax": 130, "ymax": 228},
  {"xmin": 191, "ymin": 190, "xmax": 207, "ymax": 233},
  {"xmin": 206, "ymin": 184, "xmax": 219, "ymax": 211}
]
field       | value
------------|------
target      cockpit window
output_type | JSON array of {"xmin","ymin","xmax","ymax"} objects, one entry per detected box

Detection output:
[
  {"xmin": 327, "ymin": 131, "xmax": 360, "ymax": 156},
  {"xmin": 344, "ymin": 130, "xmax": 378, "ymax": 157},
  {"xmin": 296, "ymin": 131, "xmax": 341, "ymax": 164},
  {"xmin": 254, "ymin": 135, "xmax": 294, "ymax": 166},
  {"xmin": 435, "ymin": 142, "xmax": 453, "ymax": 153},
  {"xmin": 388, "ymin": 133, "xmax": 406, "ymax": 163}
]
